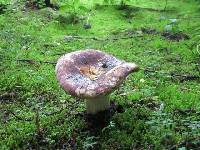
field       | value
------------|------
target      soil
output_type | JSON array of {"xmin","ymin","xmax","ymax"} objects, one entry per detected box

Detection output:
[{"xmin": 161, "ymin": 31, "xmax": 190, "ymax": 41}]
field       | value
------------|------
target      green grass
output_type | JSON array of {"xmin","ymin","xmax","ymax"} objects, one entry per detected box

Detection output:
[{"xmin": 1, "ymin": 0, "xmax": 200, "ymax": 149}]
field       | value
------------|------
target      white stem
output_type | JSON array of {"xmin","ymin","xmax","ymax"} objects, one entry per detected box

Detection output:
[{"xmin": 86, "ymin": 96, "xmax": 110, "ymax": 114}]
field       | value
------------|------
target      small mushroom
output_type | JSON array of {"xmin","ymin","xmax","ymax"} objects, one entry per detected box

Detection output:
[{"xmin": 56, "ymin": 49, "xmax": 139, "ymax": 114}]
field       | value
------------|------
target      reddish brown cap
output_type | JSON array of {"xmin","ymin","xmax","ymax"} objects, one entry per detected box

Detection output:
[{"xmin": 56, "ymin": 49, "xmax": 139, "ymax": 98}]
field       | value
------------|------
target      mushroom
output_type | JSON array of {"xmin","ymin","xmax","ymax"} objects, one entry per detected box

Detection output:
[{"xmin": 56, "ymin": 49, "xmax": 139, "ymax": 114}]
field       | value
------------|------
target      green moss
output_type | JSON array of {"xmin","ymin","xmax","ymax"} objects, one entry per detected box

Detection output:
[{"xmin": 1, "ymin": 0, "xmax": 200, "ymax": 149}]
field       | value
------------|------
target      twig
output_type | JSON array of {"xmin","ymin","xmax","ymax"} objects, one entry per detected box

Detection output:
[
  {"xmin": 143, "ymin": 68, "xmax": 200, "ymax": 82},
  {"xmin": 108, "ymin": 35, "xmax": 143, "ymax": 40},
  {"xmin": 64, "ymin": 34, "xmax": 144, "ymax": 42},
  {"xmin": 17, "ymin": 59, "xmax": 56, "ymax": 65},
  {"xmin": 171, "ymin": 73, "xmax": 200, "ymax": 82},
  {"xmin": 64, "ymin": 35, "xmax": 100, "ymax": 41}
]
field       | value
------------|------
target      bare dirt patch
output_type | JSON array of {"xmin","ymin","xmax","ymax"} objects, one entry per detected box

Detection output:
[{"xmin": 161, "ymin": 32, "xmax": 190, "ymax": 41}]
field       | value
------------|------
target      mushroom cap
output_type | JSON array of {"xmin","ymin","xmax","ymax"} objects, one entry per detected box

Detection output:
[{"xmin": 56, "ymin": 49, "xmax": 139, "ymax": 98}]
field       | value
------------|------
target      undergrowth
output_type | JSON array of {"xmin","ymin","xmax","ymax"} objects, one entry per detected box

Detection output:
[{"xmin": 0, "ymin": 0, "xmax": 200, "ymax": 149}]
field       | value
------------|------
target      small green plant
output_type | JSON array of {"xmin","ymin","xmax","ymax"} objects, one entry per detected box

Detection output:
[
  {"xmin": 103, "ymin": 0, "xmax": 136, "ymax": 19},
  {"xmin": 59, "ymin": 0, "xmax": 88, "ymax": 24},
  {"xmin": 118, "ymin": 0, "xmax": 130, "ymax": 9},
  {"xmin": 103, "ymin": 0, "xmax": 130, "ymax": 6},
  {"xmin": 103, "ymin": 0, "xmax": 115, "ymax": 5},
  {"xmin": 56, "ymin": 13, "xmax": 79, "ymax": 24}
]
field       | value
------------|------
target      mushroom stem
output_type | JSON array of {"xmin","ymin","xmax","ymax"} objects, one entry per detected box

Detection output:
[{"xmin": 86, "ymin": 96, "xmax": 110, "ymax": 114}]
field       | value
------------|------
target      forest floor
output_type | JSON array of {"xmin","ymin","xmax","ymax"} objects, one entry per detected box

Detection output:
[{"xmin": 1, "ymin": 0, "xmax": 200, "ymax": 149}]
